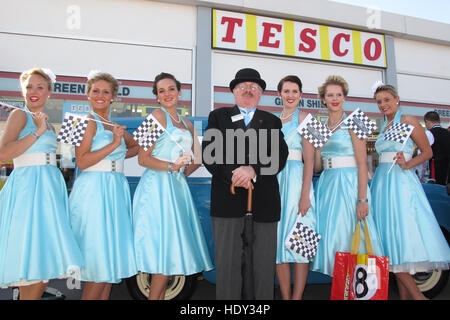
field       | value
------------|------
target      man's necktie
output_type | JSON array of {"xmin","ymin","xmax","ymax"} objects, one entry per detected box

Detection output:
[{"xmin": 240, "ymin": 108, "xmax": 256, "ymax": 126}]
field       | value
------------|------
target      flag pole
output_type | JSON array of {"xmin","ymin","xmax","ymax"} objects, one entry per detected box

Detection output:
[{"xmin": 387, "ymin": 142, "xmax": 407, "ymax": 174}]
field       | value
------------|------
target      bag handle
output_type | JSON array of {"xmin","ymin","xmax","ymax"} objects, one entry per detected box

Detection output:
[{"xmin": 350, "ymin": 219, "xmax": 373, "ymax": 255}]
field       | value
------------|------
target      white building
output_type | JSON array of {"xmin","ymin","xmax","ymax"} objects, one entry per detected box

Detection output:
[{"xmin": 1, "ymin": 0, "xmax": 449, "ymax": 128}]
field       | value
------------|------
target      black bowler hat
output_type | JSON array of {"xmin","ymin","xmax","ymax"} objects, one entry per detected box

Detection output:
[{"xmin": 229, "ymin": 68, "xmax": 266, "ymax": 92}]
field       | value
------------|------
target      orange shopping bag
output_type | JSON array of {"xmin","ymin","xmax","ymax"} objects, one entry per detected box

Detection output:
[{"xmin": 330, "ymin": 221, "xmax": 389, "ymax": 300}]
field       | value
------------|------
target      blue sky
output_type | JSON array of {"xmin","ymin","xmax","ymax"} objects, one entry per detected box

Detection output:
[{"xmin": 330, "ymin": 0, "xmax": 450, "ymax": 24}]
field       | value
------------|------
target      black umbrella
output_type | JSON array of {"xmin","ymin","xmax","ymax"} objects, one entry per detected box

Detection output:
[{"xmin": 231, "ymin": 184, "xmax": 254, "ymax": 300}]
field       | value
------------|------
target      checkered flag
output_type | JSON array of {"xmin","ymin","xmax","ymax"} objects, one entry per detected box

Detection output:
[
  {"xmin": 0, "ymin": 102, "xmax": 16, "ymax": 113},
  {"xmin": 285, "ymin": 220, "xmax": 321, "ymax": 261},
  {"xmin": 342, "ymin": 108, "xmax": 377, "ymax": 140},
  {"xmin": 383, "ymin": 122, "xmax": 414, "ymax": 144},
  {"xmin": 132, "ymin": 114, "xmax": 166, "ymax": 151},
  {"xmin": 57, "ymin": 113, "xmax": 89, "ymax": 146},
  {"xmin": 297, "ymin": 113, "xmax": 332, "ymax": 148}
]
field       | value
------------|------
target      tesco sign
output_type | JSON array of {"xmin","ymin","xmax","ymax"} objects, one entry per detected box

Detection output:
[{"xmin": 213, "ymin": 9, "xmax": 386, "ymax": 68}]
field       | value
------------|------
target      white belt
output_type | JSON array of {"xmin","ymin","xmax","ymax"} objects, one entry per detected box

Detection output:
[
  {"xmin": 84, "ymin": 159, "xmax": 124, "ymax": 173},
  {"xmin": 323, "ymin": 156, "xmax": 357, "ymax": 170},
  {"xmin": 379, "ymin": 152, "xmax": 412, "ymax": 163},
  {"xmin": 13, "ymin": 153, "xmax": 57, "ymax": 168},
  {"xmin": 287, "ymin": 149, "xmax": 302, "ymax": 161}
]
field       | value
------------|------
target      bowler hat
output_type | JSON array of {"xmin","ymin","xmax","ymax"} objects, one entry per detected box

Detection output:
[{"xmin": 229, "ymin": 68, "xmax": 266, "ymax": 92}]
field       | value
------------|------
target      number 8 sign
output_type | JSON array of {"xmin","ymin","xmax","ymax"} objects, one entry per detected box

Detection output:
[
  {"xmin": 348, "ymin": 255, "xmax": 390, "ymax": 300},
  {"xmin": 352, "ymin": 263, "xmax": 378, "ymax": 300}
]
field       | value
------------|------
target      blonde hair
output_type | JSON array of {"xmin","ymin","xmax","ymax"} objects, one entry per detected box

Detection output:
[
  {"xmin": 20, "ymin": 68, "xmax": 52, "ymax": 91},
  {"xmin": 86, "ymin": 72, "xmax": 119, "ymax": 98},
  {"xmin": 373, "ymin": 84, "xmax": 398, "ymax": 99},
  {"xmin": 318, "ymin": 75, "xmax": 349, "ymax": 103}
]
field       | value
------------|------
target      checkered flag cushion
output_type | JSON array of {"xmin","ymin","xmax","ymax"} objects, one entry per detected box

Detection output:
[
  {"xmin": 342, "ymin": 108, "xmax": 377, "ymax": 140},
  {"xmin": 297, "ymin": 113, "xmax": 332, "ymax": 148},
  {"xmin": 285, "ymin": 220, "xmax": 321, "ymax": 261},
  {"xmin": 132, "ymin": 114, "xmax": 165, "ymax": 151},
  {"xmin": 383, "ymin": 122, "xmax": 414, "ymax": 144},
  {"xmin": 57, "ymin": 113, "xmax": 89, "ymax": 147}
]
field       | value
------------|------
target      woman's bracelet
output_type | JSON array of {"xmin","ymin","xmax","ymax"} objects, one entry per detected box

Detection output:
[
  {"xmin": 357, "ymin": 198, "xmax": 368, "ymax": 203},
  {"xmin": 30, "ymin": 131, "xmax": 40, "ymax": 139}
]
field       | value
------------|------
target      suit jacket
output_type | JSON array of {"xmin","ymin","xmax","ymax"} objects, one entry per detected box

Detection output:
[
  {"xmin": 430, "ymin": 126, "xmax": 450, "ymax": 185},
  {"xmin": 202, "ymin": 105, "xmax": 288, "ymax": 222}
]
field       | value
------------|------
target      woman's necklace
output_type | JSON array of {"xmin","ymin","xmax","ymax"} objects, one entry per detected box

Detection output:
[
  {"xmin": 327, "ymin": 112, "xmax": 345, "ymax": 132},
  {"xmin": 280, "ymin": 108, "xmax": 296, "ymax": 120},
  {"xmin": 383, "ymin": 118, "xmax": 394, "ymax": 133},
  {"xmin": 168, "ymin": 111, "xmax": 181, "ymax": 124}
]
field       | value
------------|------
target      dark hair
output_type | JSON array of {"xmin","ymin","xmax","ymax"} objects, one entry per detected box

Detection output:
[
  {"xmin": 277, "ymin": 75, "xmax": 303, "ymax": 93},
  {"xmin": 424, "ymin": 111, "xmax": 440, "ymax": 123},
  {"xmin": 152, "ymin": 72, "xmax": 181, "ymax": 96}
]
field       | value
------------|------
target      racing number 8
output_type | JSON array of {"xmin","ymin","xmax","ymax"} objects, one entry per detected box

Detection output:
[{"xmin": 354, "ymin": 267, "xmax": 369, "ymax": 298}]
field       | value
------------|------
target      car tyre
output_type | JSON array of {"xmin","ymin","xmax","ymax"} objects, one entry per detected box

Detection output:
[
  {"xmin": 414, "ymin": 269, "xmax": 449, "ymax": 299},
  {"xmin": 125, "ymin": 272, "xmax": 198, "ymax": 300},
  {"xmin": 390, "ymin": 227, "xmax": 450, "ymax": 299}
]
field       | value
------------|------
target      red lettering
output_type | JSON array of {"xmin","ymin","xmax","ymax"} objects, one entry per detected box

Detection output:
[
  {"xmin": 259, "ymin": 22, "xmax": 282, "ymax": 48},
  {"xmin": 364, "ymin": 38, "xmax": 382, "ymax": 61},
  {"xmin": 299, "ymin": 28, "xmax": 317, "ymax": 53},
  {"xmin": 332, "ymin": 33, "xmax": 351, "ymax": 57},
  {"xmin": 221, "ymin": 17, "xmax": 243, "ymax": 43}
]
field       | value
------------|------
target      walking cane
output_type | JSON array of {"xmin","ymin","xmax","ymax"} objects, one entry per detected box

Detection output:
[{"xmin": 231, "ymin": 183, "xmax": 254, "ymax": 300}]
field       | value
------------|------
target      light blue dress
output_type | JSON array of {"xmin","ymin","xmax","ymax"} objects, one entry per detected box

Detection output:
[
  {"xmin": 69, "ymin": 113, "xmax": 137, "ymax": 283},
  {"xmin": 276, "ymin": 109, "xmax": 316, "ymax": 264},
  {"xmin": 133, "ymin": 109, "xmax": 213, "ymax": 276},
  {"xmin": 371, "ymin": 111, "xmax": 450, "ymax": 274},
  {"xmin": 311, "ymin": 120, "xmax": 383, "ymax": 276},
  {"xmin": 0, "ymin": 108, "xmax": 84, "ymax": 287}
]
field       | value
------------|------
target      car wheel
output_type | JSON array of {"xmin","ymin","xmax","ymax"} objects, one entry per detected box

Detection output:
[
  {"xmin": 414, "ymin": 269, "xmax": 449, "ymax": 299},
  {"xmin": 414, "ymin": 227, "xmax": 449, "ymax": 299},
  {"xmin": 125, "ymin": 272, "xmax": 198, "ymax": 300}
]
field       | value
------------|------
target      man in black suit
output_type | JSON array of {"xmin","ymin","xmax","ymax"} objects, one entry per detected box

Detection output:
[
  {"xmin": 424, "ymin": 111, "xmax": 450, "ymax": 185},
  {"xmin": 202, "ymin": 68, "xmax": 288, "ymax": 299}
]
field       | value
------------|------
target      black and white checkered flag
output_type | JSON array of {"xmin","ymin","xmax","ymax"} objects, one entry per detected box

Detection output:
[
  {"xmin": 342, "ymin": 108, "xmax": 377, "ymax": 140},
  {"xmin": 57, "ymin": 113, "xmax": 89, "ymax": 146},
  {"xmin": 132, "ymin": 114, "xmax": 166, "ymax": 151},
  {"xmin": 297, "ymin": 113, "xmax": 332, "ymax": 148},
  {"xmin": 383, "ymin": 122, "xmax": 414, "ymax": 144},
  {"xmin": 285, "ymin": 220, "xmax": 321, "ymax": 261},
  {"xmin": 0, "ymin": 102, "xmax": 17, "ymax": 113}
]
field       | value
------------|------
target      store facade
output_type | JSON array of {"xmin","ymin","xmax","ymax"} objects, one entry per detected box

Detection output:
[{"xmin": 1, "ymin": 0, "xmax": 449, "ymax": 130}]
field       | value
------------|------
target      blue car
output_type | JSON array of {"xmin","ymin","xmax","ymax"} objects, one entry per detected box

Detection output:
[{"xmin": 117, "ymin": 116, "xmax": 450, "ymax": 300}]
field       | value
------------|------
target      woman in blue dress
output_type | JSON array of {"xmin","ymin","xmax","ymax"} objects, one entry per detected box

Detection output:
[
  {"xmin": 311, "ymin": 75, "xmax": 383, "ymax": 277},
  {"xmin": 69, "ymin": 71, "xmax": 139, "ymax": 300},
  {"xmin": 371, "ymin": 84, "xmax": 450, "ymax": 300},
  {"xmin": 133, "ymin": 72, "xmax": 213, "ymax": 300},
  {"xmin": 275, "ymin": 75, "xmax": 316, "ymax": 300},
  {"xmin": 0, "ymin": 68, "xmax": 84, "ymax": 299}
]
